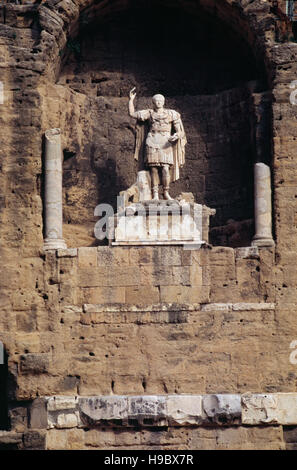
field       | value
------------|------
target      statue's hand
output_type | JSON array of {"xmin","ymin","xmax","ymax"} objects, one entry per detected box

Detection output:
[
  {"xmin": 129, "ymin": 87, "xmax": 136, "ymax": 100},
  {"xmin": 168, "ymin": 133, "xmax": 179, "ymax": 143}
]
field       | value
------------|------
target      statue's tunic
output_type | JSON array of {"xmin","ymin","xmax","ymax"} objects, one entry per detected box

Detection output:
[{"xmin": 135, "ymin": 109, "xmax": 181, "ymax": 167}]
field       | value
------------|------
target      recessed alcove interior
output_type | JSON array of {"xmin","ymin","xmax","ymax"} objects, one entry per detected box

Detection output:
[{"xmin": 42, "ymin": 2, "xmax": 271, "ymax": 248}]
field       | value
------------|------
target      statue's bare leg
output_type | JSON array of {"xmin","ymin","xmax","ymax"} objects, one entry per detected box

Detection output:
[
  {"xmin": 151, "ymin": 167, "xmax": 159, "ymax": 200},
  {"xmin": 162, "ymin": 165, "xmax": 173, "ymax": 200}
]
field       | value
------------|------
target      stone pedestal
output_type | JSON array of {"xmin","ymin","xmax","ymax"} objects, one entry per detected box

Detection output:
[
  {"xmin": 109, "ymin": 200, "xmax": 215, "ymax": 246},
  {"xmin": 252, "ymin": 162, "xmax": 274, "ymax": 247},
  {"xmin": 43, "ymin": 128, "xmax": 67, "ymax": 251}
]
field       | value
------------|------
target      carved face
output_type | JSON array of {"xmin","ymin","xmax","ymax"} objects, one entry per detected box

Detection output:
[{"xmin": 152, "ymin": 94, "xmax": 165, "ymax": 109}]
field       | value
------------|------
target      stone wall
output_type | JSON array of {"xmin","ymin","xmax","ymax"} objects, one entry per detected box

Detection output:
[
  {"xmin": 1, "ymin": 244, "xmax": 293, "ymax": 402},
  {"xmin": 3, "ymin": 393, "xmax": 297, "ymax": 449},
  {"xmin": 1, "ymin": 0, "xmax": 297, "ymax": 451}
]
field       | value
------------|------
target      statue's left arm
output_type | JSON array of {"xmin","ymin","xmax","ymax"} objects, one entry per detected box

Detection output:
[{"xmin": 168, "ymin": 111, "xmax": 185, "ymax": 142}]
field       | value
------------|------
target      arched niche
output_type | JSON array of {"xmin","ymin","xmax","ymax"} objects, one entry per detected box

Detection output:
[{"xmin": 40, "ymin": 0, "xmax": 275, "ymax": 248}]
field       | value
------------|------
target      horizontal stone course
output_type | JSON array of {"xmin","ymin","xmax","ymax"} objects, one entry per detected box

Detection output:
[
  {"xmin": 58, "ymin": 302, "xmax": 277, "ymax": 324},
  {"xmin": 81, "ymin": 302, "xmax": 275, "ymax": 313},
  {"xmin": 32, "ymin": 392, "xmax": 297, "ymax": 430},
  {"xmin": 242, "ymin": 393, "xmax": 297, "ymax": 425}
]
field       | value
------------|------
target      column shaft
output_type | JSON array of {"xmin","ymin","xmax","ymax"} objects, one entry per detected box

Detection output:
[
  {"xmin": 252, "ymin": 162, "xmax": 274, "ymax": 247},
  {"xmin": 43, "ymin": 128, "xmax": 67, "ymax": 250}
]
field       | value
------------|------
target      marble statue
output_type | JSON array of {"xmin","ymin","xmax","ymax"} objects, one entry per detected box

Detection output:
[{"xmin": 128, "ymin": 88, "xmax": 187, "ymax": 200}]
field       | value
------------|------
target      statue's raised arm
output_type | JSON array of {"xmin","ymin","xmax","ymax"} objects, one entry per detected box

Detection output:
[{"xmin": 128, "ymin": 87, "xmax": 138, "ymax": 118}]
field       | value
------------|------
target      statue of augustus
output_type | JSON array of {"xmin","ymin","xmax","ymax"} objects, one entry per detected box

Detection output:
[{"xmin": 128, "ymin": 88, "xmax": 187, "ymax": 200}]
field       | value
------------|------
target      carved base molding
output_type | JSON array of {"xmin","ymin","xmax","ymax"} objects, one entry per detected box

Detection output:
[{"xmin": 29, "ymin": 393, "xmax": 297, "ymax": 430}]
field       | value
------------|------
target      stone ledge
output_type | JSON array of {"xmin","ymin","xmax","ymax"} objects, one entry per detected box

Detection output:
[
  {"xmin": 235, "ymin": 246, "xmax": 259, "ymax": 259},
  {"xmin": 0, "ymin": 431, "xmax": 23, "ymax": 445},
  {"xmin": 201, "ymin": 303, "xmax": 275, "ymax": 312},
  {"xmin": 28, "ymin": 393, "xmax": 297, "ymax": 430},
  {"xmin": 81, "ymin": 302, "xmax": 275, "ymax": 314},
  {"xmin": 59, "ymin": 302, "xmax": 277, "ymax": 324},
  {"xmin": 82, "ymin": 303, "xmax": 201, "ymax": 313},
  {"xmin": 242, "ymin": 393, "xmax": 297, "ymax": 425},
  {"xmin": 57, "ymin": 248, "xmax": 78, "ymax": 258}
]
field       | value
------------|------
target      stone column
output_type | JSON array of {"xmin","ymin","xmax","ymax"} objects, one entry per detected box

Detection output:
[
  {"xmin": 252, "ymin": 162, "xmax": 274, "ymax": 247},
  {"xmin": 43, "ymin": 128, "xmax": 67, "ymax": 250}
]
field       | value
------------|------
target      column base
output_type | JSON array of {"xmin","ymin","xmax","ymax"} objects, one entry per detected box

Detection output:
[
  {"xmin": 43, "ymin": 238, "xmax": 67, "ymax": 250},
  {"xmin": 252, "ymin": 237, "xmax": 275, "ymax": 248}
]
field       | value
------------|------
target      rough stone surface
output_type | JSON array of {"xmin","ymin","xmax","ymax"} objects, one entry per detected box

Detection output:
[
  {"xmin": 79, "ymin": 396, "xmax": 129, "ymax": 426},
  {"xmin": 202, "ymin": 394, "xmax": 241, "ymax": 425},
  {"xmin": 29, "ymin": 398, "xmax": 47, "ymax": 429},
  {"xmin": 242, "ymin": 393, "xmax": 297, "ymax": 425},
  {"xmin": 167, "ymin": 395, "xmax": 203, "ymax": 426},
  {"xmin": 0, "ymin": 0, "xmax": 296, "ymax": 451}
]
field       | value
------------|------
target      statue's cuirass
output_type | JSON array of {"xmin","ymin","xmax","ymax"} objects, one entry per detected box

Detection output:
[{"xmin": 150, "ymin": 111, "xmax": 172, "ymax": 134}]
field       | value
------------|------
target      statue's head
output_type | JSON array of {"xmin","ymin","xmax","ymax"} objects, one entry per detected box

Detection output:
[{"xmin": 152, "ymin": 94, "xmax": 165, "ymax": 109}]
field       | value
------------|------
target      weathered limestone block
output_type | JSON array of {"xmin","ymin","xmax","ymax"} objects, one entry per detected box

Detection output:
[
  {"xmin": 46, "ymin": 396, "xmax": 81, "ymax": 430},
  {"xmin": 65, "ymin": 428, "xmax": 85, "ymax": 450},
  {"xmin": 214, "ymin": 425, "xmax": 285, "ymax": 450},
  {"xmin": 47, "ymin": 396, "xmax": 77, "ymax": 412},
  {"xmin": 82, "ymin": 303, "xmax": 198, "ymax": 313},
  {"xmin": 20, "ymin": 353, "xmax": 50, "ymax": 374},
  {"xmin": 23, "ymin": 430, "xmax": 46, "ymax": 450},
  {"xmin": 97, "ymin": 246, "xmax": 129, "ymax": 266},
  {"xmin": 80, "ymin": 286, "xmax": 126, "ymax": 304},
  {"xmin": 56, "ymin": 413, "xmax": 79, "ymax": 429},
  {"xmin": 78, "ymin": 247, "xmax": 97, "ymax": 268},
  {"xmin": 46, "ymin": 429, "xmax": 67, "ymax": 450},
  {"xmin": 242, "ymin": 393, "xmax": 297, "ymax": 425},
  {"xmin": 235, "ymin": 246, "xmax": 259, "ymax": 259},
  {"xmin": 202, "ymin": 394, "xmax": 241, "ymax": 425},
  {"xmin": 140, "ymin": 265, "xmax": 174, "ymax": 286},
  {"xmin": 128, "ymin": 396, "xmax": 167, "ymax": 425},
  {"xmin": 167, "ymin": 395, "xmax": 203, "ymax": 426},
  {"xmin": 125, "ymin": 286, "xmax": 160, "ymax": 304},
  {"xmin": 59, "ymin": 282, "xmax": 78, "ymax": 304},
  {"xmin": 78, "ymin": 396, "xmax": 129, "ymax": 425},
  {"xmin": 209, "ymin": 246, "xmax": 235, "ymax": 266},
  {"xmin": 29, "ymin": 398, "xmax": 48, "ymax": 429},
  {"xmin": 61, "ymin": 305, "xmax": 82, "ymax": 314},
  {"xmin": 78, "ymin": 266, "xmax": 140, "ymax": 288},
  {"xmin": 9, "ymin": 406, "xmax": 28, "ymax": 433},
  {"xmin": 80, "ymin": 309, "xmax": 189, "ymax": 325},
  {"xmin": 235, "ymin": 258, "xmax": 262, "ymax": 301},
  {"xmin": 209, "ymin": 247, "xmax": 238, "ymax": 302},
  {"xmin": 0, "ymin": 431, "xmax": 23, "ymax": 448},
  {"xmin": 172, "ymin": 266, "xmax": 191, "ymax": 286},
  {"xmin": 128, "ymin": 246, "xmax": 155, "ymax": 265},
  {"xmin": 232, "ymin": 302, "xmax": 275, "ymax": 311},
  {"xmin": 57, "ymin": 248, "xmax": 77, "ymax": 258},
  {"xmin": 189, "ymin": 264, "xmax": 203, "ymax": 286},
  {"xmin": 160, "ymin": 285, "xmax": 209, "ymax": 304},
  {"xmin": 201, "ymin": 303, "xmax": 232, "ymax": 312}
]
